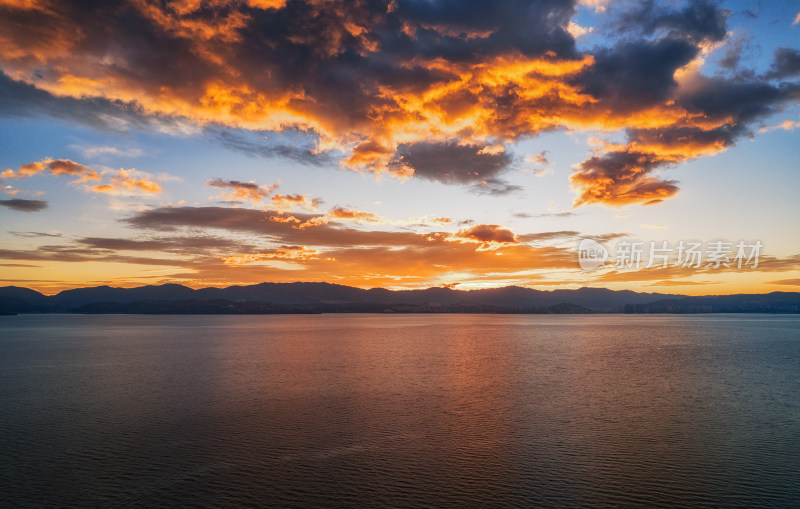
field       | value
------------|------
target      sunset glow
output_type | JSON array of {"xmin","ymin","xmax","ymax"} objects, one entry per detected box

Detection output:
[{"xmin": 1, "ymin": 0, "xmax": 798, "ymax": 294}]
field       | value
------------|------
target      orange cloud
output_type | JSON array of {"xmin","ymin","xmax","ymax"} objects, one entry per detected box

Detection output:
[
  {"xmin": 570, "ymin": 150, "xmax": 680, "ymax": 207},
  {"xmin": 295, "ymin": 206, "xmax": 386, "ymax": 229},
  {"xmin": 394, "ymin": 215, "xmax": 454, "ymax": 227},
  {"xmin": 270, "ymin": 193, "xmax": 323, "ymax": 212},
  {"xmin": 89, "ymin": 169, "xmax": 162, "ymax": 195},
  {"xmin": 206, "ymin": 177, "xmax": 279, "ymax": 203},
  {"xmin": 223, "ymin": 245, "xmax": 320, "ymax": 265},
  {"xmin": 2, "ymin": 158, "xmax": 100, "ymax": 182},
  {"xmin": 0, "ymin": 202, "xmax": 589, "ymax": 289},
  {"xmin": 1, "ymin": 0, "xmax": 796, "ymax": 207},
  {"xmin": 3, "ymin": 158, "xmax": 164, "ymax": 195},
  {"xmin": 327, "ymin": 206, "xmax": 385, "ymax": 223},
  {"xmin": 5, "ymin": 200, "xmax": 798, "ymax": 292}
]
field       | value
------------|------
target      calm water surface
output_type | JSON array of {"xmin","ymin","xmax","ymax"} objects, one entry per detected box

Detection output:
[{"xmin": 1, "ymin": 314, "xmax": 798, "ymax": 507}]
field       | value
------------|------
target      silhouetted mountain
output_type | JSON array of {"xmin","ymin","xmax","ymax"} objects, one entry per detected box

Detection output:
[
  {"xmin": 50, "ymin": 283, "xmax": 197, "ymax": 308},
  {"xmin": 0, "ymin": 287, "xmax": 50, "ymax": 314},
  {"xmin": 197, "ymin": 283, "xmax": 673, "ymax": 311},
  {"xmin": 0, "ymin": 286, "xmax": 49, "ymax": 305},
  {"xmin": 623, "ymin": 292, "xmax": 800, "ymax": 314},
  {"xmin": 194, "ymin": 281, "xmax": 370, "ymax": 305},
  {"xmin": 0, "ymin": 283, "xmax": 797, "ymax": 314}
]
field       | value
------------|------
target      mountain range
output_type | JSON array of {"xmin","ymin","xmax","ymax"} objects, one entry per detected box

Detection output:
[{"xmin": 0, "ymin": 283, "xmax": 798, "ymax": 315}]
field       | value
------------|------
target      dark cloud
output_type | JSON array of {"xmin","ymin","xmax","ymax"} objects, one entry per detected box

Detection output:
[
  {"xmin": 574, "ymin": 38, "xmax": 698, "ymax": 112},
  {"xmin": 717, "ymin": 34, "xmax": 752, "ymax": 71},
  {"xmin": 740, "ymin": 9, "xmax": 758, "ymax": 19},
  {"xmin": 0, "ymin": 199, "xmax": 48, "ymax": 212},
  {"xmin": 457, "ymin": 224, "xmax": 517, "ymax": 243},
  {"xmin": 124, "ymin": 206, "xmax": 422, "ymax": 247},
  {"xmin": 766, "ymin": 47, "xmax": 800, "ymax": 80},
  {"xmin": 614, "ymin": 0, "xmax": 729, "ymax": 43},
  {"xmin": 0, "ymin": 234, "xmax": 258, "ymax": 268},
  {"xmin": 571, "ymin": 73, "xmax": 800, "ymax": 206},
  {"xmin": 207, "ymin": 179, "xmax": 263, "ymax": 193},
  {"xmin": 627, "ymin": 124, "xmax": 742, "ymax": 151},
  {"xmin": 0, "ymin": 0, "xmax": 571, "ymax": 179},
  {"xmin": 125, "ymin": 207, "xmax": 294, "ymax": 234},
  {"xmin": 0, "ymin": 0, "xmax": 797, "ymax": 207},
  {"xmin": 48, "ymin": 159, "xmax": 89, "ymax": 175},
  {"xmin": 562, "ymin": 2, "xmax": 800, "ymax": 207},
  {"xmin": 0, "ymin": 72, "xmax": 191, "ymax": 134},
  {"xmin": 390, "ymin": 0, "xmax": 579, "ymax": 60},
  {"xmin": 77, "ymin": 236, "xmax": 257, "ymax": 255},
  {"xmin": 391, "ymin": 140, "xmax": 512, "ymax": 183},
  {"xmin": 0, "ymin": 245, "xmax": 183, "ymax": 266},
  {"xmin": 679, "ymin": 79, "xmax": 800, "ymax": 123},
  {"xmin": 208, "ymin": 128, "xmax": 335, "ymax": 166}
]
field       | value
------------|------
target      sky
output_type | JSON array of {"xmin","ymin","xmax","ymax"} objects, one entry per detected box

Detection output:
[{"xmin": 0, "ymin": 0, "xmax": 798, "ymax": 295}]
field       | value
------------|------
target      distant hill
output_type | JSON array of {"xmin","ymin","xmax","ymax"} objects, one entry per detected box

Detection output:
[
  {"xmin": 622, "ymin": 293, "xmax": 800, "ymax": 314},
  {"xmin": 0, "ymin": 283, "xmax": 797, "ymax": 314}
]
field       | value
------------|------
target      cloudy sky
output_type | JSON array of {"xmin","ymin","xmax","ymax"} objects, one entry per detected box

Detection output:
[{"xmin": 0, "ymin": 0, "xmax": 798, "ymax": 294}]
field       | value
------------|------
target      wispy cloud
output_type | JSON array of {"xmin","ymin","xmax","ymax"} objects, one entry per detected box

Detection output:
[
  {"xmin": 206, "ymin": 178, "xmax": 279, "ymax": 204},
  {"xmin": 90, "ymin": 169, "xmax": 162, "ymax": 195},
  {"xmin": 765, "ymin": 278, "xmax": 800, "ymax": 286},
  {"xmin": 513, "ymin": 211, "xmax": 576, "ymax": 219},
  {"xmin": 69, "ymin": 145, "xmax": 143, "ymax": 159},
  {"xmin": 468, "ymin": 178, "xmax": 523, "ymax": 196},
  {"xmin": 270, "ymin": 194, "xmax": 323, "ymax": 213},
  {"xmin": 8, "ymin": 231, "xmax": 62, "ymax": 238}
]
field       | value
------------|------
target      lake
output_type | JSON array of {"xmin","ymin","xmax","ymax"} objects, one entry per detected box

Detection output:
[{"xmin": 1, "ymin": 314, "xmax": 798, "ymax": 507}]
